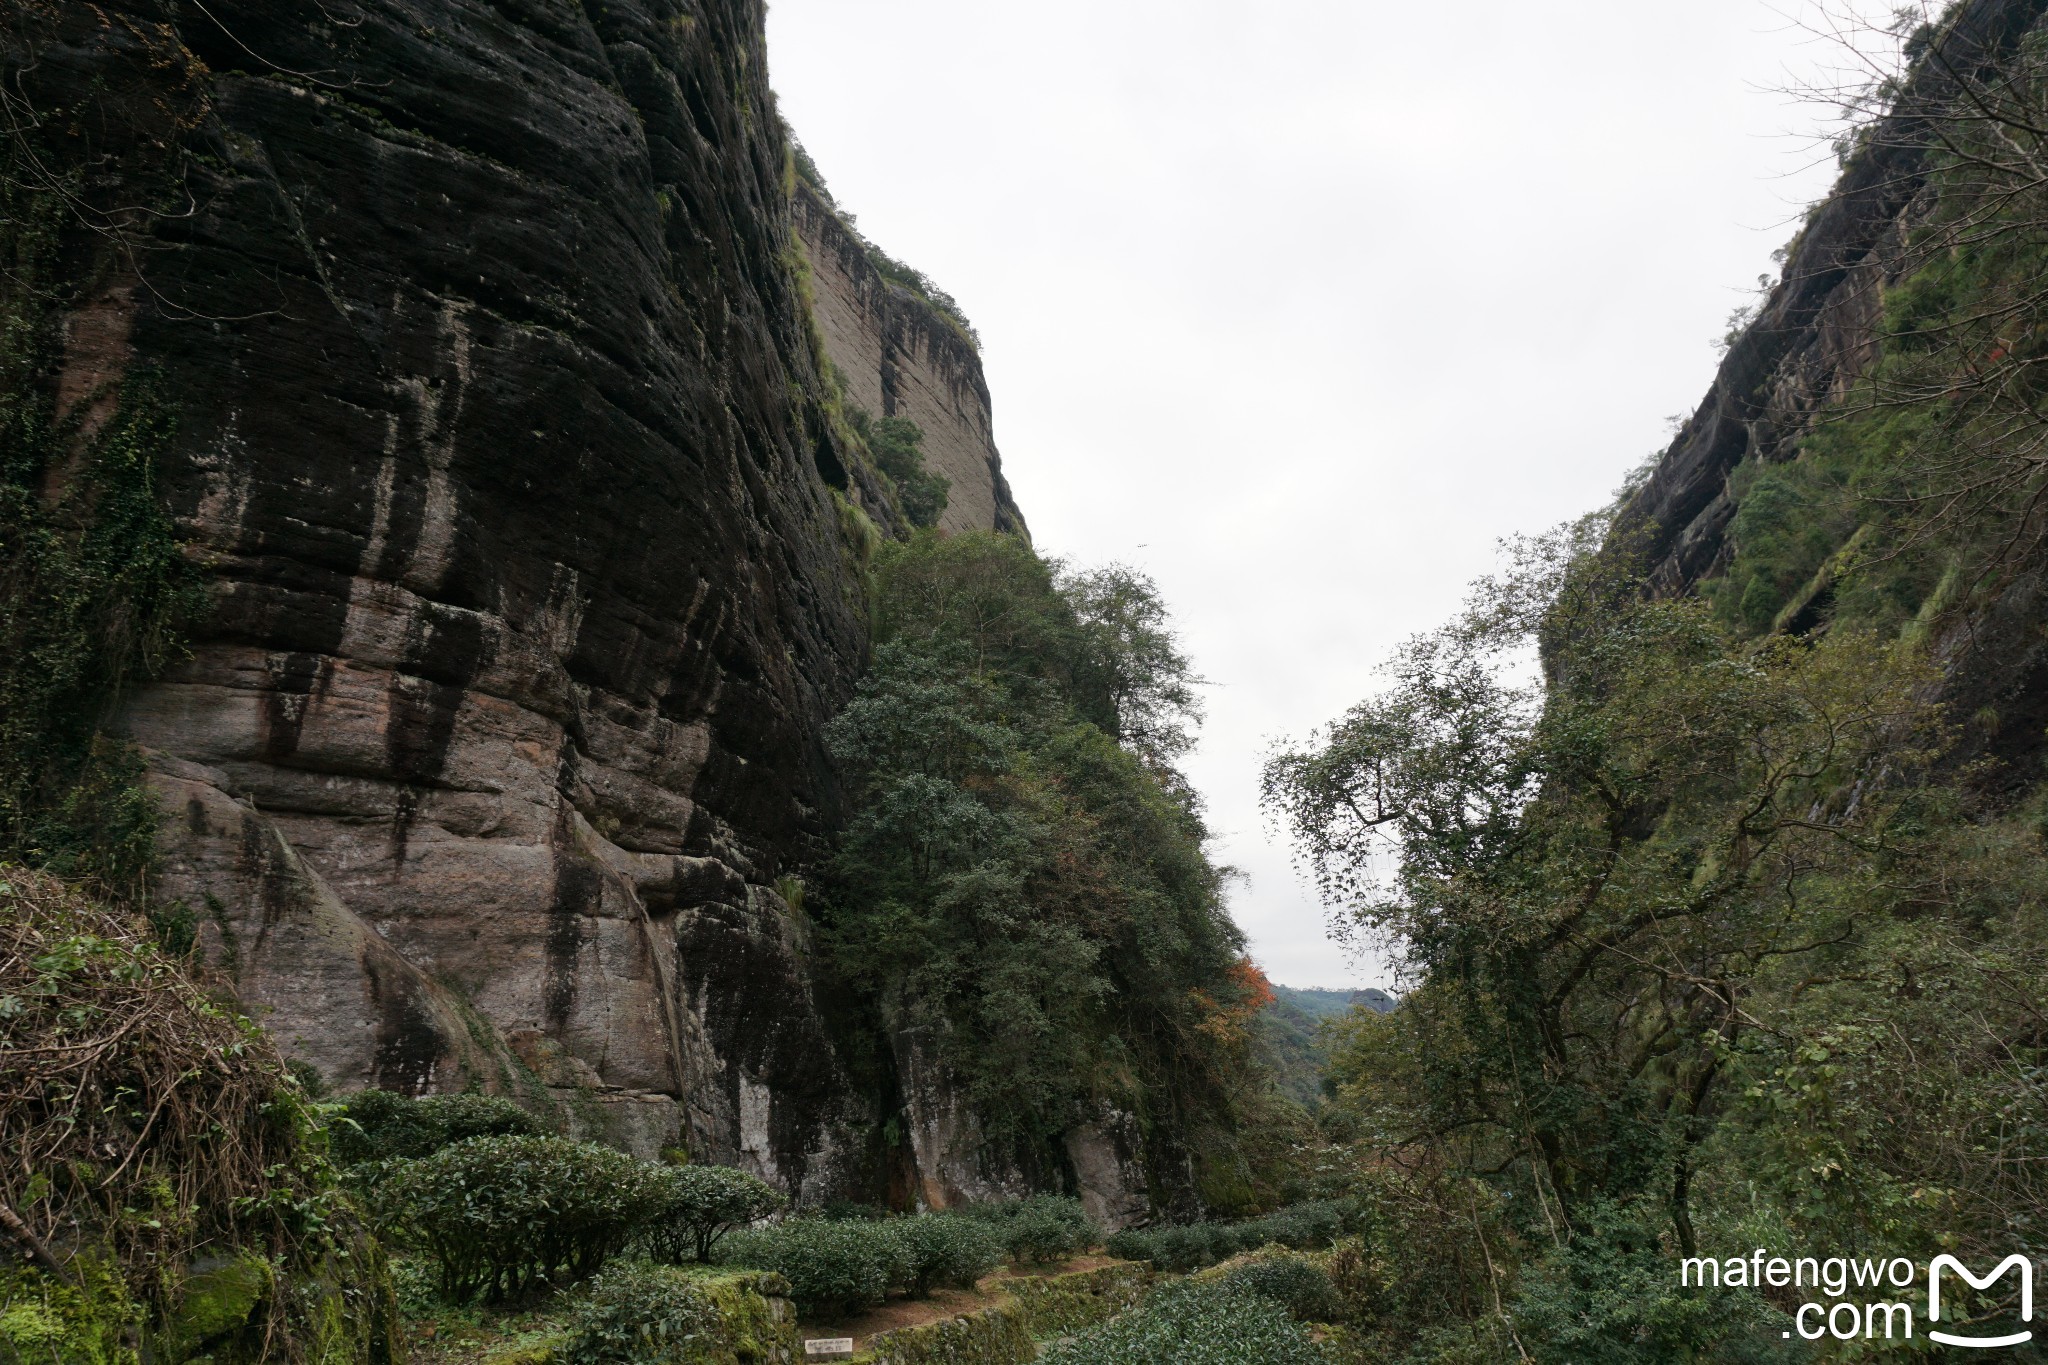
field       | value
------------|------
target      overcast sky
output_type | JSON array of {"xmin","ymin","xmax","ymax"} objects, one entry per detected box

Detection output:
[{"xmin": 765, "ymin": 1, "xmax": 1887, "ymax": 991}]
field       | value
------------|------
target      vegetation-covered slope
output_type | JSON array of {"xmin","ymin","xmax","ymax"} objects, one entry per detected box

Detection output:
[
  {"xmin": 1260, "ymin": 3, "xmax": 2048, "ymax": 1358},
  {"xmin": 0, "ymin": 871, "xmax": 397, "ymax": 1364},
  {"xmin": 818, "ymin": 531, "xmax": 1298, "ymax": 1214}
]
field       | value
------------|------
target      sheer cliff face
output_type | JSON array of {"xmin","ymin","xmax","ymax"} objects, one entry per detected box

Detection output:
[
  {"xmin": 793, "ymin": 186, "xmax": 1029, "ymax": 537},
  {"xmin": 1620, "ymin": 0, "xmax": 2048, "ymax": 777},
  {"xmin": 22, "ymin": 1, "xmax": 878, "ymax": 1194}
]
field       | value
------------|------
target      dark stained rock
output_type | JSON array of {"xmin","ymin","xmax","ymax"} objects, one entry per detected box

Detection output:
[
  {"xmin": 10, "ymin": 0, "xmax": 881, "ymax": 1194},
  {"xmin": 1621, "ymin": 0, "xmax": 2048, "ymax": 594}
]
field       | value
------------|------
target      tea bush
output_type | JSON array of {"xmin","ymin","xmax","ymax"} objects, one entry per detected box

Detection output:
[
  {"xmin": 718, "ymin": 1219, "xmax": 894, "ymax": 1317},
  {"xmin": 961, "ymin": 1195, "xmax": 1098, "ymax": 1264},
  {"xmin": 1038, "ymin": 1280, "xmax": 1330, "ymax": 1365},
  {"xmin": 329, "ymin": 1088, "xmax": 540, "ymax": 1165},
  {"xmin": 559, "ymin": 1262, "xmax": 721, "ymax": 1365},
  {"xmin": 883, "ymin": 1213, "xmax": 1006, "ymax": 1297},
  {"xmin": 382, "ymin": 1135, "xmax": 659, "ymax": 1302},
  {"xmin": 1211, "ymin": 1250, "xmax": 1343, "ymax": 1324},
  {"xmin": 641, "ymin": 1163, "xmax": 786, "ymax": 1263},
  {"xmin": 1104, "ymin": 1200, "xmax": 1352, "ymax": 1272}
]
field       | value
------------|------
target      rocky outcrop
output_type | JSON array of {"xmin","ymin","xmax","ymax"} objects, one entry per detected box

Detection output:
[
  {"xmin": 793, "ymin": 184, "xmax": 1028, "ymax": 536},
  {"xmin": 1617, "ymin": 0, "xmax": 2048, "ymax": 779},
  {"xmin": 1622, "ymin": 0, "xmax": 2048, "ymax": 592},
  {"xmin": 14, "ymin": 0, "xmax": 887, "ymax": 1196}
]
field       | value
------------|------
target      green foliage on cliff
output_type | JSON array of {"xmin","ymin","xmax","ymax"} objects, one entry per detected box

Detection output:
[
  {"xmin": 0, "ymin": 173, "xmax": 201, "ymax": 902},
  {"xmin": 849, "ymin": 409, "xmax": 950, "ymax": 530},
  {"xmin": 1709, "ymin": 26, "xmax": 2048, "ymax": 648},
  {"xmin": 821, "ymin": 532, "xmax": 1282, "ymax": 1209},
  {"xmin": 788, "ymin": 129, "xmax": 980, "ymax": 348},
  {"xmin": 1252, "ymin": 25, "xmax": 2048, "ymax": 1351}
]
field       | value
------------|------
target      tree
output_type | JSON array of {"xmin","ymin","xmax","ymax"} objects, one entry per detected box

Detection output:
[
  {"xmin": 1061, "ymin": 564, "xmax": 1205, "ymax": 769},
  {"xmin": 643, "ymin": 1164, "xmax": 787, "ymax": 1264},
  {"xmin": 849, "ymin": 409, "xmax": 949, "ymax": 530},
  {"xmin": 819, "ymin": 532, "xmax": 1270, "ymax": 1203},
  {"xmin": 1265, "ymin": 531, "xmax": 1945, "ymax": 1245}
]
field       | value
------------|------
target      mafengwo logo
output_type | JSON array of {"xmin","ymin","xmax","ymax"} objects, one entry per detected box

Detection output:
[
  {"xmin": 1680, "ymin": 1250, "xmax": 2034, "ymax": 1346},
  {"xmin": 1930, "ymin": 1255, "xmax": 2033, "ymax": 1350}
]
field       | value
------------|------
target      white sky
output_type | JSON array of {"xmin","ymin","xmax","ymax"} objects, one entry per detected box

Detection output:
[{"xmin": 765, "ymin": 0, "xmax": 1885, "ymax": 991}]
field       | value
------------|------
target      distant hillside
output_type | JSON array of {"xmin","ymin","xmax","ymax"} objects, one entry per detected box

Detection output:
[
  {"xmin": 1273, "ymin": 985, "xmax": 1396, "ymax": 1021},
  {"xmin": 1258, "ymin": 985, "xmax": 1398, "ymax": 1108}
]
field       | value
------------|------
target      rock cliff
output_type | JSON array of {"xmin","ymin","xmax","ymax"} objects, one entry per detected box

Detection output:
[
  {"xmin": 11, "ymin": 0, "xmax": 918, "ymax": 1198},
  {"xmin": 1618, "ymin": 0, "xmax": 2048, "ymax": 777},
  {"xmin": 793, "ymin": 183, "xmax": 1028, "ymax": 537}
]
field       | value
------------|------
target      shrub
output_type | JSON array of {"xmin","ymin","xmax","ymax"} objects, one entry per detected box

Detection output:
[
  {"xmin": 330, "ymin": 1088, "xmax": 540, "ymax": 1165},
  {"xmin": 1179, "ymin": 1225, "xmax": 1233, "ymax": 1272},
  {"xmin": 559, "ymin": 1262, "xmax": 722, "ymax": 1365},
  {"xmin": 1104, "ymin": 1201, "xmax": 1354, "ymax": 1273},
  {"xmin": 382, "ymin": 1135, "xmax": 660, "ymax": 1302},
  {"xmin": 883, "ymin": 1213, "xmax": 1006, "ymax": 1297},
  {"xmin": 1103, "ymin": 1227, "xmax": 1155, "ymax": 1263},
  {"xmin": 718, "ymin": 1219, "xmax": 894, "ymax": 1317},
  {"xmin": 641, "ymin": 1163, "xmax": 786, "ymax": 1263},
  {"xmin": 1148, "ymin": 1223, "xmax": 1224, "ymax": 1273},
  {"xmin": 961, "ymin": 1195, "xmax": 1099, "ymax": 1264},
  {"xmin": 1213, "ymin": 1251, "xmax": 1344, "ymax": 1324},
  {"xmin": 1238, "ymin": 1199, "xmax": 1347, "ymax": 1251},
  {"xmin": 1038, "ymin": 1280, "xmax": 1331, "ymax": 1365}
]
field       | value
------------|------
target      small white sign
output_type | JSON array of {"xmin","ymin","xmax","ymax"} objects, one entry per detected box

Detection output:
[{"xmin": 804, "ymin": 1339, "xmax": 855, "ymax": 1359}]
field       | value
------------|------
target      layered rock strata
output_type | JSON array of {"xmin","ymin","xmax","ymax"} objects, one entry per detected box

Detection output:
[
  {"xmin": 793, "ymin": 184, "xmax": 1028, "ymax": 537},
  {"xmin": 17, "ymin": 0, "xmax": 878, "ymax": 1195}
]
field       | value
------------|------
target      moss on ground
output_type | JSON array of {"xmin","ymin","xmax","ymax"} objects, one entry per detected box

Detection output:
[{"xmin": 0, "ymin": 1257, "xmax": 144, "ymax": 1365}]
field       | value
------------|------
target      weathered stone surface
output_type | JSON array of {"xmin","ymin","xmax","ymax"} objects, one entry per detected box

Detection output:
[
  {"xmin": 891, "ymin": 1024, "xmax": 1031, "ymax": 1209},
  {"xmin": 1064, "ymin": 1110, "xmax": 1150, "ymax": 1231},
  {"xmin": 794, "ymin": 185, "xmax": 1028, "ymax": 537},
  {"xmin": 13, "ymin": 0, "xmax": 880, "ymax": 1195}
]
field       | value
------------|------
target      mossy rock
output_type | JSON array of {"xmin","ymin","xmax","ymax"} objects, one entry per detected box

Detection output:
[
  {"xmin": 0, "ymin": 1258, "xmax": 144, "ymax": 1365},
  {"xmin": 857, "ymin": 1300, "xmax": 1032, "ymax": 1365},
  {"xmin": 156, "ymin": 1253, "xmax": 273, "ymax": 1360},
  {"xmin": 697, "ymin": 1269, "xmax": 797, "ymax": 1362}
]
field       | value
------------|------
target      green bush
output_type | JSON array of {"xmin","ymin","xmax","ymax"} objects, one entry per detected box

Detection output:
[
  {"xmin": 1104, "ymin": 1200, "xmax": 1353, "ymax": 1273},
  {"xmin": 559, "ymin": 1262, "xmax": 722, "ymax": 1365},
  {"xmin": 850, "ymin": 410, "xmax": 949, "ymax": 530},
  {"xmin": 883, "ymin": 1213, "xmax": 1006, "ymax": 1297},
  {"xmin": 329, "ymin": 1088, "xmax": 540, "ymax": 1165},
  {"xmin": 960, "ymin": 1195, "xmax": 1098, "ymax": 1264},
  {"xmin": 641, "ymin": 1163, "xmax": 786, "ymax": 1263},
  {"xmin": 1212, "ymin": 1251, "xmax": 1343, "ymax": 1324},
  {"xmin": 1038, "ymin": 1280, "xmax": 1330, "ymax": 1365},
  {"xmin": 381, "ymin": 1135, "xmax": 660, "ymax": 1302},
  {"xmin": 1102, "ymin": 1227, "xmax": 1153, "ymax": 1262},
  {"xmin": 1109, "ymin": 1222, "xmax": 1218, "ymax": 1273},
  {"xmin": 717, "ymin": 1219, "xmax": 894, "ymax": 1317}
]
